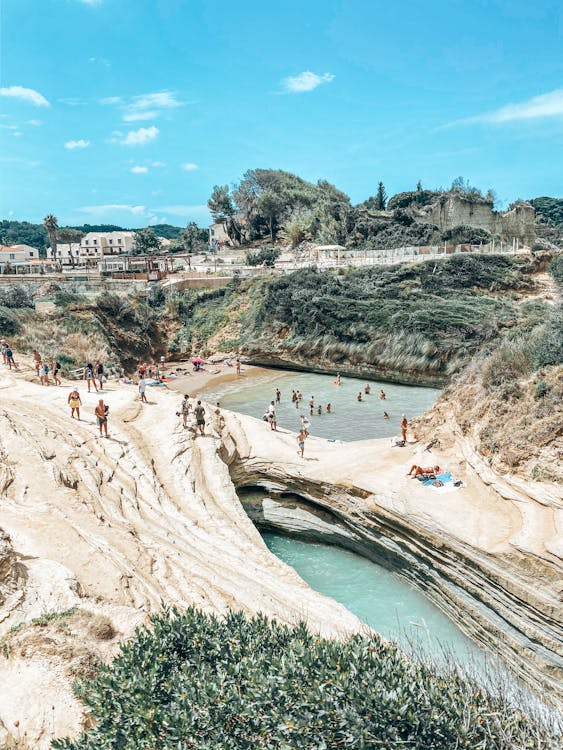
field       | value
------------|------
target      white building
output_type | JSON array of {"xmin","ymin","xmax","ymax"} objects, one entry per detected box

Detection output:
[
  {"xmin": 53, "ymin": 242, "xmax": 81, "ymax": 267},
  {"xmin": 78, "ymin": 231, "xmax": 136, "ymax": 266},
  {"xmin": 0, "ymin": 244, "xmax": 39, "ymax": 272}
]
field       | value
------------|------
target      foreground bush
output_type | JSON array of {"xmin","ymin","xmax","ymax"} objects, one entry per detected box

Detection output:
[{"xmin": 53, "ymin": 608, "xmax": 558, "ymax": 749}]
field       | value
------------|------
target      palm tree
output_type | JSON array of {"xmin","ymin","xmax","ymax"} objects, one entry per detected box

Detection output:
[{"xmin": 43, "ymin": 214, "xmax": 59, "ymax": 266}]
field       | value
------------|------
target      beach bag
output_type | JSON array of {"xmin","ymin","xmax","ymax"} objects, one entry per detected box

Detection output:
[{"xmin": 432, "ymin": 480, "xmax": 444, "ymax": 487}]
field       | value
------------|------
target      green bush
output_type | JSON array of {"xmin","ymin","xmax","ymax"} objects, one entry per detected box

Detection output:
[
  {"xmin": 548, "ymin": 254, "xmax": 563, "ymax": 285},
  {"xmin": 482, "ymin": 339, "xmax": 533, "ymax": 389},
  {"xmin": 0, "ymin": 284, "xmax": 34, "ymax": 308},
  {"xmin": 535, "ymin": 380, "xmax": 549, "ymax": 399},
  {"xmin": 534, "ymin": 306, "xmax": 563, "ymax": 367},
  {"xmin": 52, "ymin": 608, "xmax": 558, "ymax": 750},
  {"xmin": 245, "ymin": 246, "xmax": 281, "ymax": 267},
  {"xmin": 0, "ymin": 305, "xmax": 20, "ymax": 336}
]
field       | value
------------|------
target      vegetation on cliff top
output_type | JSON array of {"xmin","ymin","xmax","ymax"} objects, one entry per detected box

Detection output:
[{"xmin": 52, "ymin": 607, "xmax": 559, "ymax": 750}]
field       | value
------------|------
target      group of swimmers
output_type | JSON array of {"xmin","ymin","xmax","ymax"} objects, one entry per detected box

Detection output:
[{"xmin": 290, "ymin": 391, "xmax": 332, "ymax": 416}]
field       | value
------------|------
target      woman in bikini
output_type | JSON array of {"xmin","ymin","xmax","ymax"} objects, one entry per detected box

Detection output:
[{"xmin": 68, "ymin": 389, "xmax": 82, "ymax": 419}]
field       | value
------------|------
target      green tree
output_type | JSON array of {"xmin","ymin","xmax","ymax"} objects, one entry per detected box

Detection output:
[
  {"xmin": 57, "ymin": 228, "xmax": 84, "ymax": 267},
  {"xmin": 179, "ymin": 221, "xmax": 205, "ymax": 253},
  {"xmin": 43, "ymin": 214, "xmax": 59, "ymax": 265},
  {"xmin": 375, "ymin": 181, "xmax": 387, "ymax": 210},
  {"xmin": 131, "ymin": 228, "xmax": 163, "ymax": 255},
  {"xmin": 208, "ymin": 185, "xmax": 243, "ymax": 245}
]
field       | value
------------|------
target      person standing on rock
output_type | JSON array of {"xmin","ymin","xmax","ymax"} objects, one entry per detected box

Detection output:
[
  {"xmin": 138, "ymin": 376, "xmax": 148, "ymax": 403},
  {"xmin": 181, "ymin": 394, "xmax": 191, "ymax": 428},
  {"xmin": 68, "ymin": 388, "xmax": 82, "ymax": 419},
  {"xmin": 95, "ymin": 399, "xmax": 109, "ymax": 438},
  {"xmin": 5, "ymin": 345, "xmax": 17, "ymax": 369},
  {"xmin": 96, "ymin": 360, "xmax": 105, "ymax": 391},
  {"xmin": 194, "ymin": 400, "xmax": 206, "ymax": 435},
  {"xmin": 297, "ymin": 428, "xmax": 307, "ymax": 458},
  {"xmin": 32, "ymin": 349, "xmax": 42, "ymax": 376},
  {"xmin": 84, "ymin": 363, "xmax": 98, "ymax": 393},
  {"xmin": 267, "ymin": 401, "xmax": 277, "ymax": 431},
  {"xmin": 401, "ymin": 414, "xmax": 408, "ymax": 442}
]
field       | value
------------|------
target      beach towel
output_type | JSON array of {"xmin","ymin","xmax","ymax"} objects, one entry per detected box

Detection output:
[{"xmin": 423, "ymin": 471, "xmax": 452, "ymax": 487}]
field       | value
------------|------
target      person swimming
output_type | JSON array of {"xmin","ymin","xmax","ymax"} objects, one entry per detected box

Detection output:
[
  {"xmin": 383, "ymin": 411, "xmax": 389, "ymax": 419},
  {"xmin": 357, "ymin": 392, "xmax": 363, "ymax": 402}
]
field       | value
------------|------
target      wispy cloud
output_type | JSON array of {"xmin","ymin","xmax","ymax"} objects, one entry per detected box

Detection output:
[
  {"xmin": 89, "ymin": 56, "xmax": 111, "ymax": 67},
  {"xmin": 113, "ymin": 126, "xmax": 159, "ymax": 146},
  {"xmin": 282, "ymin": 71, "xmax": 334, "ymax": 93},
  {"xmin": 26, "ymin": 119, "xmax": 42, "ymax": 126},
  {"xmin": 0, "ymin": 86, "xmax": 50, "ymax": 107},
  {"xmin": 101, "ymin": 90, "xmax": 183, "ymax": 122},
  {"xmin": 130, "ymin": 165, "xmax": 148, "ymax": 174},
  {"xmin": 78, "ymin": 0, "xmax": 103, "ymax": 6},
  {"xmin": 78, "ymin": 204, "xmax": 147, "ymax": 216},
  {"xmin": 445, "ymin": 89, "xmax": 563, "ymax": 127},
  {"xmin": 58, "ymin": 97, "xmax": 87, "ymax": 107},
  {"xmin": 65, "ymin": 139, "xmax": 90, "ymax": 150},
  {"xmin": 181, "ymin": 162, "xmax": 199, "ymax": 171}
]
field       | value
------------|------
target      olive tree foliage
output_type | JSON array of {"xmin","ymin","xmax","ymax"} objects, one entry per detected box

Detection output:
[
  {"xmin": 131, "ymin": 227, "xmax": 163, "ymax": 255},
  {"xmin": 58, "ymin": 228, "xmax": 84, "ymax": 267}
]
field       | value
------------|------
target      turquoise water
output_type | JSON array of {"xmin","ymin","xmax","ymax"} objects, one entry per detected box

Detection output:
[
  {"xmin": 204, "ymin": 369, "xmax": 440, "ymax": 442},
  {"xmin": 263, "ymin": 532, "xmax": 487, "ymax": 670}
]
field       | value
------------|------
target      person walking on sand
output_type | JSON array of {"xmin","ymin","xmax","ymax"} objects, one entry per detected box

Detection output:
[
  {"xmin": 43, "ymin": 361, "xmax": 50, "ymax": 386},
  {"xmin": 401, "ymin": 414, "xmax": 408, "ymax": 442},
  {"xmin": 84, "ymin": 363, "xmax": 98, "ymax": 393},
  {"xmin": 300, "ymin": 414, "xmax": 310, "ymax": 437},
  {"xmin": 1, "ymin": 340, "xmax": 8, "ymax": 365},
  {"xmin": 39, "ymin": 362, "xmax": 47, "ymax": 386},
  {"xmin": 297, "ymin": 429, "xmax": 307, "ymax": 458},
  {"xmin": 95, "ymin": 399, "xmax": 109, "ymax": 437},
  {"xmin": 138, "ymin": 376, "xmax": 148, "ymax": 403},
  {"xmin": 267, "ymin": 400, "xmax": 277, "ymax": 431},
  {"xmin": 380, "ymin": 389, "xmax": 386, "ymax": 400},
  {"xmin": 68, "ymin": 388, "xmax": 82, "ymax": 419},
  {"xmin": 5, "ymin": 345, "xmax": 17, "ymax": 369},
  {"xmin": 51, "ymin": 359, "xmax": 61, "ymax": 386},
  {"xmin": 194, "ymin": 400, "xmax": 206, "ymax": 435},
  {"xmin": 96, "ymin": 360, "xmax": 105, "ymax": 391},
  {"xmin": 181, "ymin": 394, "xmax": 191, "ymax": 427},
  {"xmin": 32, "ymin": 349, "xmax": 42, "ymax": 375},
  {"xmin": 236, "ymin": 357, "xmax": 241, "ymax": 376}
]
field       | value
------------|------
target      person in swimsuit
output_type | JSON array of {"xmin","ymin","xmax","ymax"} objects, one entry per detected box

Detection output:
[
  {"xmin": 84, "ymin": 363, "xmax": 98, "ymax": 393},
  {"xmin": 39, "ymin": 363, "xmax": 47, "ymax": 386},
  {"xmin": 297, "ymin": 429, "xmax": 306, "ymax": 457},
  {"xmin": 357, "ymin": 391, "xmax": 363, "ymax": 402},
  {"xmin": 181, "ymin": 394, "xmax": 191, "ymax": 427},
  {"xmin": 96, "ymin": 360, "xmax": 104, "ymax": 391},
  {"xmin": 383, "ymin": 411, "xmax": 389, "ymax": 420},
  {"xmin": 407, "ymin": 464, "xmax": 440, "ymax": 478},
  {"xmin": 32, "ymin": 349, "xmax": 42, "ymax": 375},
  {"xmin": 5, "ymin": 346, "xmax": 17, "ymax": 369},
  {"xmin": 401, "ymin": 414, "xmax": 408, "ymax": 442},
  {"xmin": 317, "ymin": 404, "xmax": 322, "ymax": 415},
  {"xmin": 51, "ymin": 360, "xmax": 61, "ymax": 386},
  {"xmin": 326, "ymin": 403, "xmax": 331, "ymax": 413},
  {"xmin": 364, "ymin": 384, "xmax": 371, "ymax": 394},
  {"xmin": 68, "ymin": 389, "xmax": 82, "ymax": 419},
  {"xmin": 194, "ymin": 400, "xmax": 206, "ymax": 435},
  {"xmin": 275, "ymin": 388, "xmax": 281, "ymax": 403},
  {"xmin": 380, "ymin": 389, "xmax": 386, "ymax": 400},
  {"xmin": 138, "ymin": 376, "xmax": 147, "ymax": 403},
  {"xmin": 95, "ymin": 399, "xmax": 109, "ymax": 437},
  {"xmin": 236, "ymin": 357, "xmax": 241, "ymax": 375}
]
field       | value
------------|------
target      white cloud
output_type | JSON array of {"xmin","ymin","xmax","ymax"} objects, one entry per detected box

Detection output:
[
  {"xmin": 78, "ymin": 204, "xmax": 147, "ymax": 217},
  {"xmin": 130, "ymin": 165, "xmax": 148, "ymax": 174},
  {"xmin": 0, "ymin": 86, "xmax": 50, "ymax": 107},
  {"xmin": 446, "ymin": 89, "xmax": 563, "ymax": 128},
  {"xmin": 101, "ymin": 90, "xmax": 183, "ymax": 122},
  {"xmin": 122, "ymin": 110, "xmax": 158, "ymax": 122},
  {"xmin": 150, "ymin": 161, "xmax": 165, "ymax": 167},
  {"xmin": 78, "ymin": 0, "xmax": 103, "ymax": 5},
  {"xmin": 26, "ymin": 119, "xmax": 42, "ymax": 126},
  {"xmin": 120, "ymin": 126, "xmax": 159, "ymax": 146},
  {"xmin": 282, "ymin": 71, "xmax": 334, "ymax": 93},
  {"xmin": 181, "ymin": 162, "xmax": 199, "ymax": 171},
  {"xmin": 89, "ymin": 56, "xmax": 110, "ymax": 67},
  {"xmin": 65, "ymin": 139, "xmax": 90, "ymax": 150}
]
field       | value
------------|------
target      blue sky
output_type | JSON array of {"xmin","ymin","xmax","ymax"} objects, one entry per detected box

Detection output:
[{"xmin": 1, "ymin": 0, "xmax": 562, "ymax": 228}]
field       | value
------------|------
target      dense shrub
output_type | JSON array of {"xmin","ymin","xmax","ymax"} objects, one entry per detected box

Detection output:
[
  {"xmin": 246, "ymin": 246, "xmax": 281, "ymax": 267},
  {"xmin": 548, "ymin": 254, "xmax": 563, "ymax": 285},
  {"xmin": 0, "ymin": 305, "xmax": 20, "ymax": 336},
  {"xmin": 52, "ymin": 608, "xmax": 558, "ymax": 750},
  {"xmin": 0, "ymin": 284, "xmax": 35, "ymax": 308},
  {"xmin": 534, "ymin": 305, "xmax": 563, "ymax": 367}
]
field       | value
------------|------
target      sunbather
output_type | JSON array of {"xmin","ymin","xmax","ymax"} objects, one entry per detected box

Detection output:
[{"xmin": 407, "ymin": 464, "xmax": 440, "ymax": 477}]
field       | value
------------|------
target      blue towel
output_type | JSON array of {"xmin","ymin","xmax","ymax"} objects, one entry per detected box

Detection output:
[{"xmin": 423, "ymin": 472, "xmax": 452, "ymax": 487}]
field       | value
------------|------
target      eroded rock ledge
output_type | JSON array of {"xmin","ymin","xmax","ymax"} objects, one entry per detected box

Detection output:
[{"xmin": 218, "ymin": 410, "xmax": 563, "ymax": 707}]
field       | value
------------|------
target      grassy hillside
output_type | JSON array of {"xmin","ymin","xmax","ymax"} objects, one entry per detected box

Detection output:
[{"xmin": 171, "ymin": 253, "xmax": 551, "ymax": 385}]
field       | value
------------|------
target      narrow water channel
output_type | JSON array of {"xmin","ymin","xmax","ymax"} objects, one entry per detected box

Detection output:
[
  {"xmin": 262, "ymin": 531, "xmax": 485, "ymax": 670},
  {"xmin": 204, "ymin": 369, "xmax": 440, "ymax": 442}
]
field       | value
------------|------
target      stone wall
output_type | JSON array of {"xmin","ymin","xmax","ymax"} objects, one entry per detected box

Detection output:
[{"xmin": 416, "ymin": 194, "xmax": 535, "ymax": 244}]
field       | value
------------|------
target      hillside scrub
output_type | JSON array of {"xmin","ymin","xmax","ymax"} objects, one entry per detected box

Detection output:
[{"xmin": 52, "ymin": 608, "xmax": 560, "ymax": 750}]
